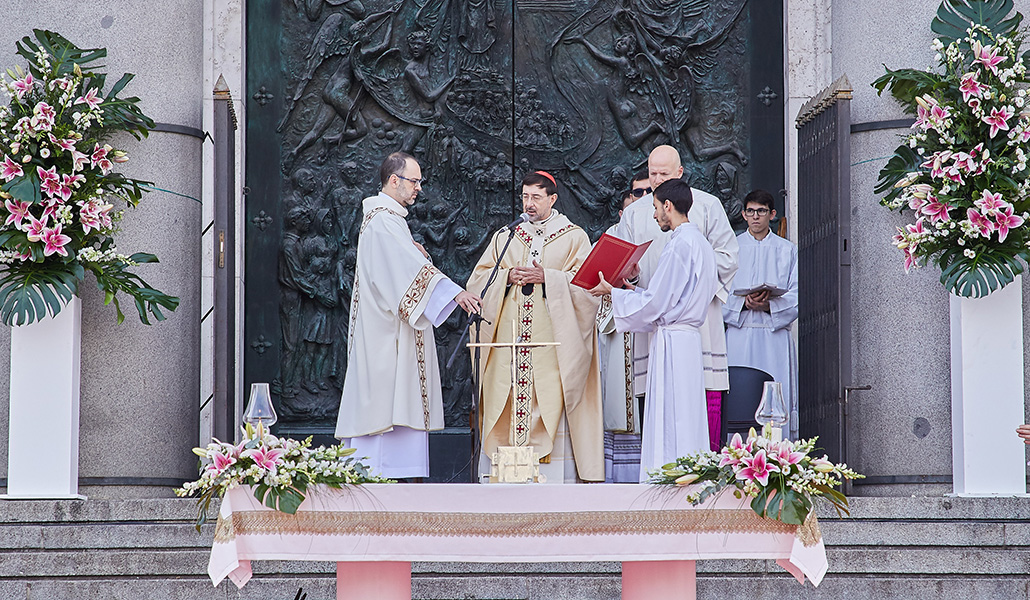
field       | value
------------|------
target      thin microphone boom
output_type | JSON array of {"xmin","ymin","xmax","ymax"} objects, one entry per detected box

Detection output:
[{"xmin": 503, "ymin": 213, "xmax": 530, "ymax": 231}]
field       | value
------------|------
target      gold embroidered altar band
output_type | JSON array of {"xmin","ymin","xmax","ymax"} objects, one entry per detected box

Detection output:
[{"xmin": 468, "ymin": 171, "xmax": 603, "ymax": 482}]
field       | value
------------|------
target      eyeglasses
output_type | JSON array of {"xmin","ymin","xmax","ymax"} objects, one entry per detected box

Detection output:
[
  {"xmin": 394, "ymin": 174, "xmax": 426, "ymax": 186},
  {"xmin": 630, "ymin": 186, "xmax": 652, "ymax": 198},
  {"xmin": 743, "ymin": 207, "xmax": 771, "ymax": 216}
]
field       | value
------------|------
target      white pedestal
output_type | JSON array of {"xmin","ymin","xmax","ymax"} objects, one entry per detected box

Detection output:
[
  {"xmin": 950, "ymin": 278, "xmax": 1027, "ymax": 495},
  {"xmin": 4, "ymin": 297, "xmax": 83, "ymax": 499}
]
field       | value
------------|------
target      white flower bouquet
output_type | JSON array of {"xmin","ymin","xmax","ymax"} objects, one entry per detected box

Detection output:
[
  {"xmin": 875, "ymin": 0, "xmax": 1030, "ymax": 297},
  {"xmin": 176, "ymin": 423, "xmax": 393, "ymax": 529},
  {"xmin": 0, "ymin": 29, "xmax": 177, "ymax": 324},
  {"xmin": 650, "ymin": 427, "xmax": 863, "ymax": 525}
]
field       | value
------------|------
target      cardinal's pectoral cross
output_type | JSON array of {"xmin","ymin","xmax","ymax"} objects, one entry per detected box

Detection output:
[{"xmin": 467, "ymin": 320, "xmax": 560, "ymax": 483}]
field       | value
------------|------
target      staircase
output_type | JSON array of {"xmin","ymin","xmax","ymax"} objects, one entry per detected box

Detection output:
[{"xmin": 0, "ymin": 495, "xmax": 1027, "ymax": 599}]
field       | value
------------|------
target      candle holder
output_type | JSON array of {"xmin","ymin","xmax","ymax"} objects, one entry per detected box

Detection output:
[
  {"xmin": 755, "ymin": 381, "xmax": 787, "ymax": 441},
  {"xmin": 243, "ymin": 382, "xmax": 277, "ymax": 429}
]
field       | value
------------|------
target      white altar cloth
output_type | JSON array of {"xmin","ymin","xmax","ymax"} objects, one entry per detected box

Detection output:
[{"xmin": 209, "ymin": 483, "xmax": 827, "ymax": 592}]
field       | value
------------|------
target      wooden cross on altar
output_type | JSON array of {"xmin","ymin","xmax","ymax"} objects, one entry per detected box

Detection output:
[
  {"xmin": 468, "ymin": 319, "xmax": 559, "ymax": 483},
  {"xmin": 467, "ymin": 319, "xmax": 560, "ymax": 404}
]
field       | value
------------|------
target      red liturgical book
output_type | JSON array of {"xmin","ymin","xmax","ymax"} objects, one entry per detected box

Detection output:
[{"xmin": 571, "ymin": 233, "xmax": 652, "ymax": 289}]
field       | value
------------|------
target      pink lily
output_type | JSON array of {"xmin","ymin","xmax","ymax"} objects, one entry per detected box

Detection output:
[
  {"xmin": 908, "ymin": 194, "xmax": 927, "ymax": 212},
  {"xmin": 38, "ymin": 167, "xmax": 62, "ymax": 199},
  {"xmin": 903, "ymin": 247, "xmax": 917, "ymax": 274},
  {"xmin": 91, "ymin": 143, "xmax": 114, "ymax": 174},
  {"xmin": 973, "ymin": 41, "xmax": 1005, "ymax": 75},
  {"xmin": 1, "ymin": 155, "xmax": 23, "ymax": 181},
  {"xmin": 74, "ymin": 87, "xmax": 102, "ymax": 110},
  {"xmin": 943, "ymin": 166, "xmax": 964, "ymax": 185},
  {"xmin": 969, "ymin": 97, "xmax": 982, "ymax": 110},
  {"xmin": 4, "ymin": 199, "xmax": 31, "ymax": 228},
  {"xmin": 4, "ymin": 199, "xmax": 31, "ymax": 227},
  {"xmin": 974, "ymin": 189, "xmax": 1005, "ymax": 215},
  {"xmin": 773, "ymin": 444, "xmax": 806, "ymax": 467},
  {"xmin": 41, "ymin": 224, "xmax": 71, "ymax": 257},
  {"xmin": 959, "ymin": 72, "xmax": 986, "ymax": 102},
  {"xmin": 11, "ymin": 73, "xmax": 34, "ymax": 99},
  {"xmin": 244, "ymin": 446, "xmax": 286, "ymax": 471},
  {"xmin": 994, "ymin": 206, "xmax": 1024, "ymax": 243},
  {"xmin": 984, "ymin": 106, "xmax": 1014, "ymax": 138},
  {"xmin": 930, "ymin": 103, "xmax": 950, "ymax": 123},
  {"xmin": 62, "ymin": 173, "xmax": 84, "ymax": 189},
  {"xmin": 736, "ymin": 449, "xmax": 780, "ymax": 487},
  {"xmin": 921, "ymin": 151, "xmax": 953, "ymax": 179},
  {"xmin": 205, "ymin": 450, "xmax": 237, "ymax": 476},
  {"xmin": 921, "ymin": 197, "xmax": 952, "ymax": 223},
  {"xmin": 47, "ymin": 133, "xmax": 76, "ymax": 152},
  {"xmin": 70, "ymin": 149, "xmax": 89, "ymax": 172},
  {"xmin": 967, "ymin": 208, "xmax": 996, "ymax": 236},
  {"xmin": 34, "ymin": 101, "xmax": 55, "ymax": 122},
  {"xmin": 24, "ymin": 215, "xmax": 47, "ymax": 242},
  {"xmin": 906, "ymin": 217, "xmax": 927, "ymax": 236}
]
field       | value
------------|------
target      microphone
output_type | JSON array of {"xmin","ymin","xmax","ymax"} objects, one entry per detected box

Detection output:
[{"xmin": 503, "ymin": 213, "xmax": 530, "ymax": 231}]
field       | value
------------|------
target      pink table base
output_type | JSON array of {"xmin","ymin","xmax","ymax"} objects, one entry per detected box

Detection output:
[{"xmin": 209, "ymin": 484, "xmax": 826, "ymax": 599}]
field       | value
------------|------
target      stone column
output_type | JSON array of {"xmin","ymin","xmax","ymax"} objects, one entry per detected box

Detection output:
[{"xmin": 0, "ymin": 2, "xmax": 203, "ymax": 498}]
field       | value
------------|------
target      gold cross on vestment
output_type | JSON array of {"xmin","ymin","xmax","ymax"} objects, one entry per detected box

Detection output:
[{"xmin": 467, "ymin": 320, "xmax": 560, "ymax": 446}]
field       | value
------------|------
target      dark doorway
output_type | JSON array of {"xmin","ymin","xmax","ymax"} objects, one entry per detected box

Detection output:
[{"xmin": 244, "ymin": 0, "xmax": 784, "ymax": 480}]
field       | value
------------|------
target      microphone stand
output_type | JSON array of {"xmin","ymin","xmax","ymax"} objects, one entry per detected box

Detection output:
[{"xmin": 446, "ymin": 224, "xmax": 521, "ymax": 483}]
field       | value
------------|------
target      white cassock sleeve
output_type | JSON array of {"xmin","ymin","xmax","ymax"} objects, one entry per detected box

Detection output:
[
  {"xmin": 611, "ymin": 251, "xmax": 688, "ymax": 333},
  {"xmin": 767, "ymin": 243, "xmax": 799, "ymax": 331},
  {"xmin": 722, "ymin": 292, "xmax": 746, "ymax": 327},
  {"xmin": 697, "ymin": 197, "xmax": 739, "ymax": 302},
  {"xmin": 424, "ymin": 278, "xmax": 461, "ymax": 327}
]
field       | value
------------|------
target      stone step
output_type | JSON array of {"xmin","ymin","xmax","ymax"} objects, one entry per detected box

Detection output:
[{"xmin": 0, "ymin": 495, "xmax": 1028, "ymax": 600}]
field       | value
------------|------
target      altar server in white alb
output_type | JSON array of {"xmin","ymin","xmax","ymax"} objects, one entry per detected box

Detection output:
[
  {"xmin": 336, "ymin": 152, "xmax": 481, "ymax": 478},
  {"xmin": 589, "ymin": 179, "xmax": 719, "ymax": 481},
  {"xmin": 723, "ymin": 189, "xmax": 799, "ymax": 439}
]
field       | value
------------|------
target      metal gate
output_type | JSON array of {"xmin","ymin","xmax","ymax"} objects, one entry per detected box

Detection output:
[{"xmin": 795, "ymin": 75, "xmax": 852, "ymax": 464}]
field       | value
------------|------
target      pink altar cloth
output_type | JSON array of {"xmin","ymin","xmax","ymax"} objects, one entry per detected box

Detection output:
[{"xmin": 209, "ymin": 483, "xmax": 827, "ymax": 591}]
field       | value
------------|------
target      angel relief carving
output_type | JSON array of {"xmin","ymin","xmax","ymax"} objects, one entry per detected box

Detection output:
[{"xmin": 265, "ymin": 0, "xmax": 761, "ymax": 429}]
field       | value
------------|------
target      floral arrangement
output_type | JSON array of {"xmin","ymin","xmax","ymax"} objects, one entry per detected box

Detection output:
[
  {"xmin": 0, "ymin": 29, "xmax": 177, "ymax": 325},
  {"xmin": 175, "ymin": 423, "xmax": 393, "ymax": 529},
  {"xmin": 875, "ymin": 0, "xmax": 1030, "ymax": 297},
  {"xmin": 650, "ymin": 427, "xmax": 863, "ymax": 526}
]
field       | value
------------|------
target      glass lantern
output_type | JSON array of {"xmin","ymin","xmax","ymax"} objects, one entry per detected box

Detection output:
[
  {"xmin": 755, "ymin": 381, "xmax": 788, "ymax": 441},
  {"xmin": 243, "ymin": 382, "xmax": 277, "ymax": 429}
]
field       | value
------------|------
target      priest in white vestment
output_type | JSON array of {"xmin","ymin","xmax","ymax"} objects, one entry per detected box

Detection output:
[
  {"xmin": 597, "ymin": 186, "xmax": 644, "ymax": 482},
  {"xmin": 468, "ymin": 171, "xmax": 604, "ymax": 483},
  {"xmin": 723, "ymin": 189, "xmax": 799, "ymax": 439},
  {"xmin": 336, "ymin": 152, "xmax": 481, "ymax": 478},
  {"xmin": 590, "ymin": 179, "xmax": 719, "ymax": 482},
  {"xmin": 612, "ymin": 145, "xmax": 738, "ymax": 450}
]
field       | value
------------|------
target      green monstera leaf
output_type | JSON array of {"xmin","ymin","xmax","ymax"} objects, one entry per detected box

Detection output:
[
  {"xmin": 937, "ymin": 244, "xmax": 1028, "ymax": 298},
  {"xmin": 931, "ymin": 0, "xmax": 1023, "ymax": 48},
  {"xmin": 0, "ymin": 261, "xmax": 82, "ymax": 326}
]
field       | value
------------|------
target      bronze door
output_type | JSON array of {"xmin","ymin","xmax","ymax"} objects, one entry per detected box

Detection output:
[{"xmin": 245, "ymin": 0, "xmax": 783, "ymax": 479}]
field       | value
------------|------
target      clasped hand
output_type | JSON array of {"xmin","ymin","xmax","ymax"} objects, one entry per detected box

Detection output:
[
  {"xmin": 508, "ymin": 260, "xmax": 546, "ymax": 286},
  {"xmin": 744, "ymin": 289, "xmax": 770, "ymax": 312}
]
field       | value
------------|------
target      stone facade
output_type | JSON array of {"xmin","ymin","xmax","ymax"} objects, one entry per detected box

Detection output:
[{"xmin": 0, "ymin": 2, "xmax": 204, "ymax": 497}]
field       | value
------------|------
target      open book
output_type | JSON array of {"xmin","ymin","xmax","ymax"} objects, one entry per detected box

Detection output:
[
  {"xmin": 571, "ymin": 233, "xmax": 651, "ymax": 289},
  {"xmin": 733, "ymin": 283, "xmax": 789, "ymax": 297}
]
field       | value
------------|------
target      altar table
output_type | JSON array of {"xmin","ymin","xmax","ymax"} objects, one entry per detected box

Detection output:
[{"xmin": 209, "ymin": 484, "xmax": 827, "ymax": 599}]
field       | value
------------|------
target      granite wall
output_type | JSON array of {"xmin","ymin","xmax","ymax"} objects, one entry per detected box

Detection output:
[
  {"xmin": 827, "ymin": 0, "xmax": 1030, "ymax": 495},
  {"xmin": 0, "ymin": 1, "xmax": 204, "ymax": 498}
]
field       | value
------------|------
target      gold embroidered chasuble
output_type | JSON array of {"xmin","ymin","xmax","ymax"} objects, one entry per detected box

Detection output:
[
  {"xmin": 467, "ymin": 211, "xmax": 604, "ymax": 481},
  {"xmin": 335, "ymin": 194, "xmax": 457, "ymax": 439}
]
